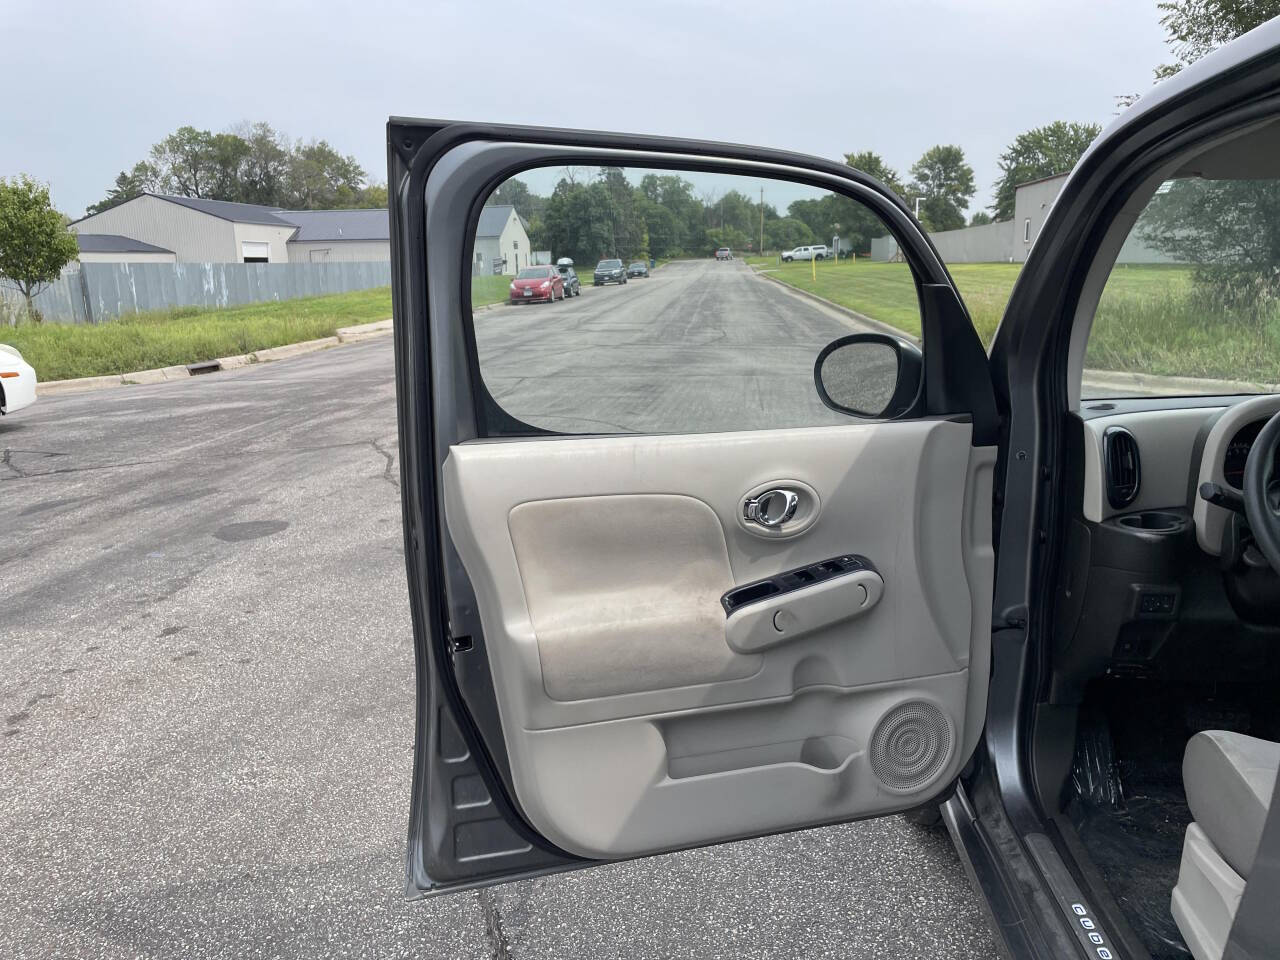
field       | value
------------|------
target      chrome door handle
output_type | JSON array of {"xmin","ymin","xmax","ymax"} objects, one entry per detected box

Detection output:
[{"xmin": 743, "ymin": 489, "xmax": 800, "ymax": 528}]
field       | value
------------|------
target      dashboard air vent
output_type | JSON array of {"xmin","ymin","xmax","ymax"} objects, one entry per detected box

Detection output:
[{"xmin": 1103, "ymin": 426, "xmax": 1141, "ymax": 509}]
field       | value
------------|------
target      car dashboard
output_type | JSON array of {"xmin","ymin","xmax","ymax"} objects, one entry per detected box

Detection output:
[{"xmin": 1051, "ymin": 393, "xmax": 1280, "ymax": 703}]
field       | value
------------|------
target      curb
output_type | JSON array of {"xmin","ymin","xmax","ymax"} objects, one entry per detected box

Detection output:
[
  {"xmin": 336, "ymin": 318, "xmax": 393, "ymax": 341},
  {"xmin": 36, "ymin": 319, "xmax": 394, "ymax": 397},
  {"xmin": 253, "ymin": 336, "xmax": 341, "ymax": 362},
  {"xmin": 1079, "ymin": 368, "xmax": 1279, "ymax": 397}
]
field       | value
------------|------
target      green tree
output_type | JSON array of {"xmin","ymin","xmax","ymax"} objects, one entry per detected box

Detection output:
[
  {"xmin": 1155, "ymin": 0, "xmax": 1280, "ymax": 77},
  {"xmin": 990, "ymin": 121, "xmax": 1100, "ymax": 219},
  {"xmin": 636, "ymin": 198, "xmax": 681, "ymax": 258},
  {"xmin": 358, "ymin": 183, "xmax": 388, "ymax": 208},
  {"xmin": 85, "ymin": 123, "xmax": 378, "ymax": 213},
  {"xmin": 706, "ymin": 225, "xmax": 751, "ymax": 254},
  {"xmin": 844, "ymin": 151, "xmax": 906, "ymax": 200},
  {"xmin": 0, "ymin": 176, "xmax": 80, "ymax": 322},
  {"xmin": 1121, "ymin": 1, "xmax": 1280, "ymax": 313},
  {"xmin": 206, "ymin": 132, "xmax": 252, "ymax": 200},
  {"xmin": 764, "ymin": 216, "xmax": 816, "ymax": 251},
  {"xmin": 231, "ymin": 122, "xmax": 291, "ymax": 206},
  {"xmin": 708, "ymin": 190, "xmax": 758, "ymax": 239},
  {"xmin": 148, "ymin": 126, "xmax": 233, "ymax": 199},
  {"xmin": 1119, "ymin": 0, "xmax": 1280, "ymax": 106},
  {"xmin": 541, "ymin": 178, "xmax": 616, "ymax": 265},
  {"xmin": 85, "ymin": 161, "xmax": 159, "ymax": 215},
  {"xmin": 284, "ymin": 140, "xmax": 368, "ymax": 209},
  {"xmin": 639, "ymin": 174, "xmax": 704, "ymax": 254},
  {"xmin": 786, "ymin": 198, "xmax": 830, "ymax": 242},
  {"xmin": 1139, "ymin": 178, "xmax": 1280, "ymax": 316},
  {"xmin": 969, "ymin": 211, "xmax": 994, "ymax": 226},
  {"xmin": 488, "ymin": 177, "xmax": 545, "ymax": 223},
  {"xmin": 600, "ymin": 167, "xmax": 644, "ymax": 257},
  {"xmin": 908, "ymin": 145, "xmax": 976, "ymax": 232}
]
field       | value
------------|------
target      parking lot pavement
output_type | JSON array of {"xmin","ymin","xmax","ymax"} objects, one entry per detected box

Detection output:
[{"xmin": 1, "ymin": 267, "xmax": 996, "ymax": 958}]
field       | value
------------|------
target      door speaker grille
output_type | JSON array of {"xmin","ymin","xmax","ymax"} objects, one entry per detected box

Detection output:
[{"xmin": 869, "ymin": 701, "xmax": 954, "ymax": 791}]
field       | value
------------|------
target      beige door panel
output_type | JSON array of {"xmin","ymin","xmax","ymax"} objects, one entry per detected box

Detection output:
[
  {"xmin": 508, "ymin": 494, "xmax": 759, "ymax": 701},
  {"xmin": 442, "ymin": 420, "xmax": 995, "ymax": 858},
  {"xmin": 518, "ymin": 672, "xmax": 966, "ymax": 858}
]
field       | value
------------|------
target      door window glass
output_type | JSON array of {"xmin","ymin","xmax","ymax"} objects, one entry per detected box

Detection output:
[
  {"xmin": 469, "ymin": 166, "xmax": 923, "ymax": 434},
  {"xmin": 1083, "ymin": 177, "xmax": 1280, "ymax": 397}
]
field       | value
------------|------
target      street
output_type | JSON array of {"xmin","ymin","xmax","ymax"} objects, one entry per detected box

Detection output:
[
  {"xmin": 1, "ymin": 261, "xmax": 996, "ymax": 958},
  {"xmin": 476, "ymin": 259, "xmax": 868, "ymax": 434}
]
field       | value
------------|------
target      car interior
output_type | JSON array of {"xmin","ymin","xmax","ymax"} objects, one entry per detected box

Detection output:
[{"xmin": 1032, "ymin": 119, "xmax": 1280, "ymax": 960}]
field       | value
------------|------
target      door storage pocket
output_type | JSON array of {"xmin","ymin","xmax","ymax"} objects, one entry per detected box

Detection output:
[
  {"xmin": 659, "ymin": 687, "xmax": 864, "ymax": 779},
  {"xmin": 666, "ymin": 733, "xmax": 857, "ymax": 779}
]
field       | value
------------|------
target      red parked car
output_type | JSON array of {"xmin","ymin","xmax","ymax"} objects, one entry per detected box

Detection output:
[{"xmin": 508, "ymin": 265, "xmax": 565, "ymax": 304}]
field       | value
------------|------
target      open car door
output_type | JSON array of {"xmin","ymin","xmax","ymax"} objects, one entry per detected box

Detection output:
[{"xmin": 388, "ymin": 118, "xmax": 1001, "ymax": 895}]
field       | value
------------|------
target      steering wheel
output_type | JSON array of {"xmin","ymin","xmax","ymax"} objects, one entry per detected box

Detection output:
[{"xmin": 1244, "ymin": 409, "xmax": 1280, "ymax": 574}]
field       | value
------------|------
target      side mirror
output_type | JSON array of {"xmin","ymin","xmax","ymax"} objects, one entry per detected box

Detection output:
[{"xmin": 813, "ymin": 333, "xmax": 923, "ymax": 419}]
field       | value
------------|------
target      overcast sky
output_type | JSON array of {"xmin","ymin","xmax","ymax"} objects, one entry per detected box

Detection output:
[{"xmin": 4, "ymin": 0, "xmax": 1171, "ymax": 218}]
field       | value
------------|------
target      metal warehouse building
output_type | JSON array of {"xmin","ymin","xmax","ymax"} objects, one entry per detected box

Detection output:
[
  {"xmin": 870, "ymin": 173, "xmax": 1176, "ymax": 264},
  {"xmin": 67, "ymin": 193, "xmax": 392, "ymax": 265}
]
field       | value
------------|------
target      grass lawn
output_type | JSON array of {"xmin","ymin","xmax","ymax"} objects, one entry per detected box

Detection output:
[
  {"xmin": 472, "ymin": 274, "xmax": 513, "ymax": 307},
  {"xmin": 9, "ymin": 273, "xmax": 543, "ymax": 381},
  {"xmin": 6, "ymin": 287, "xmax": 393, "ymax": 382},
  {"xmin": 1086, "ymin": 264, "xmax": 1280, "ymax": 383},
  {"xmin": 750, "ymin": 256, "xmax": 1280, "ymax": 384},
  {"xmin": 748, "ymin": 255, "xmax": 1016, "ymax": 343}
]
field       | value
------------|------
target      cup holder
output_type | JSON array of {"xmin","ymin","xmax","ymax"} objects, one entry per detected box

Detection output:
[{"xmin": 1116, "ymin": 510, "xmax": 1184, "ymax": 533}]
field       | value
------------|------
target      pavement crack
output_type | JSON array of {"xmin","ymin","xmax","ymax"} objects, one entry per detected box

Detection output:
[
  {"xmin": 1, "ymin": 448, "xmax": 24, "ymax": 478},
  {"xmin": 370, "ymin": 438, "xmax": 399, "ymax": 490},
  {"xmin": 477, "ymin": 887, "xmax": 513, "ymax": 960},
  {"xmin": 0, "ymin": 456, "xmax": 172, "ymax": 481}
]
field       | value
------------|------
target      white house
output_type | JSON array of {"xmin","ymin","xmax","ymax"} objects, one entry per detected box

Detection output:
[{"xmin": 472, "ymin": 205, "xmax": 531, "ymax": 276}]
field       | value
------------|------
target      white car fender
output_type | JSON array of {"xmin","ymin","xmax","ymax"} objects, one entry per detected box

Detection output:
[{"xmin": 0, "ymin": 344, "xmax": 38, "ymax": 414}]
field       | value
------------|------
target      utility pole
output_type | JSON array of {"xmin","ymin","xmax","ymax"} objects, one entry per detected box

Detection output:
[{"xmin": 759, "ymin": 185, "xmax": 765, "ymax": 256}]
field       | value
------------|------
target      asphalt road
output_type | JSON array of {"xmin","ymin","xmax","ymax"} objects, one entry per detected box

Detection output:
[
  {"xmin": 1, "ymin": 261, "xmax": 996, "ymax": 958},
  {"xmin": 476, "ymin": 259, "xmax": 887, "ymax": 434}
]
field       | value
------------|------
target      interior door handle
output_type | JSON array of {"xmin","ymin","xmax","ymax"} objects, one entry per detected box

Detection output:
[{"xmin": 743, "ymin": 488, "xmax": 800, "ymax": 528}]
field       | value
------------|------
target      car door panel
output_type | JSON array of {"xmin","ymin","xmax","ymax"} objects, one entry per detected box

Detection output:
[
  {"xmin": 442, "ymin": 420, "xmax": 995, "ymax": 858},
  {"xmin": 390, "ymin": 117, "xmax": 1000, "ymax": 891}
]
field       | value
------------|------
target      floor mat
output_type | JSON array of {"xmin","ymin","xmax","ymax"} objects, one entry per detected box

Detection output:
[
  {"xmin": 1065, "ymin": 632, "xmax": 1280, "ymax": 958},
  {"xmin": 1068, "ymin": 760, "xmax": 1193, "ymax": 959}
]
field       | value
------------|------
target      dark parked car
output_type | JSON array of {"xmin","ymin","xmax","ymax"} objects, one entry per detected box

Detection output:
[
  {"xmin": 508, "ymin": 265, "xmax": 564, "ymax": 303},
  {"xmin": 387, "ymin": 25, "xmax": 1280, "ymax": 960},
  {"xmin": 556, "ymin": 263, "xmax": 581, "ymax": 296},
  {"xmin": 593, "ymin": 259, "xmax": 627, "ymax": 285},
  {"xmin": 626, "ymin": 261, "xmax": 649, "ymax": 278}
]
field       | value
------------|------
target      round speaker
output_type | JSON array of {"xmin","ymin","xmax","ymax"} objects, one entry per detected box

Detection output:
[{"xmin": 869, "ymin": 701, "xmax": 954, "ymax": 792}]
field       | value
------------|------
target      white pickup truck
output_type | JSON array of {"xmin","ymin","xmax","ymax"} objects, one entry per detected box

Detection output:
[{"xmin": 780, "ymin": 244, "xmax": 831, "ymax": 262}]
